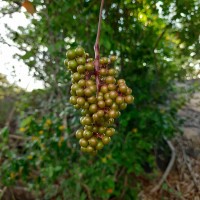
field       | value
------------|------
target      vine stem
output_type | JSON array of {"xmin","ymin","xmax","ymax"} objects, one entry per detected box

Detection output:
[{"xmin": 94, "ymin": 0, "xmax": 104, "ymax": 94}]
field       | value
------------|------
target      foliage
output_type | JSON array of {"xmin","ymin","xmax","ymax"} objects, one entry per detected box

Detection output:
[
  {"xmin": 0, "ymin": 73, "xmax": 22, "ymax": 128},
  {"xmin": 0, "ymin": 0, "xmax": 200, "ymax": 199}
]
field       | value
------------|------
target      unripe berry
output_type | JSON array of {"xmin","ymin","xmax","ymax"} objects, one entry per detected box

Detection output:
[
  {"xmin": 119, "ymin": 85, "xmax": 127, "ymax": 93},
  {"xmin": 84, "ymin": 125, "xmax": 93, "ymax": 131},
  {"xmin": 126, "ymin": 88, "xmax": 132, "ymax": 95},
  {"xmin": 106, "ymin": 76, "xmax": 116, "ymax": 84},
  {"xmin": 119, "ymin": 103, "xmax": 127, "ymax": 110},
  {"xmin": 98, "ymin": 100, "xmax": 106, "ymax": 109},
  {"xmin": 110, "ymin": 55, "xmax": 117, "ymax": 62},
  {"xmin": 84, "ymin": 88, "xmax": 93, "ymax": 97},
  {"xmin": 125, "ymin": 95, "xmax": 134, "ymax": 104},
  {"xmin": 79, "ymin": 138, "xmax": 88, "ymax": 147},
  {"xmin": 76, "ymin": 88, "xmax": 84, "ymax": 96},
  {"xmin": 104, "ymin": 93, "xmax": 110, "ymax": 100},
  {"xmin": 96, "ymin": 141, "xmax": 104, "ymax": 150},
  {"xmin": 100, "ymin": 85, "xmax": 108, "ymax": 93},
  {"xmin": 78, "ymin": 79, "xmax": 86, "ymax": 87},
  {"xmin": 76, "ymin": 129, "xmax": 83, "ymax": 139},
  {"xmin": 75, "ymin": 46, "xmax": 85, "ymax": 56},
  {"xmin": 68, "ymin": 60, "xmax": 77, "ymax": 70},
  {"xmin": 66, "ymin": 49, "xmax": 76, "ymax": 60},
  {"xmin": 76, "ymin": 57, "xmax": 86, "ymax": 65},
  {"xmin": 69, "ymin": 96, "xmax": 77, "ymax": 105},
  {"xmin": 83, "ymin": 102, "xmax": 90, "ymax": 109},
  {"xmin": 109, "ymin": 91, "xmax": 118, "ymax": 99},
  {"xmin": 117, "ymin": 79, "xmax": 125, "ymax": 84},
  {"xmin": 86, "ymin": 62, "xmax": 94, "ymax": 71},
  {"xmin": 116, "ymin": 96, "xmax": 124, "ymax": 104},
  {"xmin": 98, "ymin": 126, "xmax": 106, "ymax": 134},
  {"xmin": 86, "ymin": 146, "xmax": 94, "ymax": 153},
  {"xmin": 99, "ymin": 68, "xmax": 107, "ymax": 76},
  {"xmin": 72, "ymin": 72, "xmax": 81, "ymax": 82},
  {"xmin": 87, "ymin": 96, "xmax": 97, "ymax": 104},
  {"xmin": 105, "ymin": 98, "xmax": 113, "ymax": 106},
  {"xmin": 102, "ymin": 136, "xmax": 111, "ymax": 145},
  {"xmin": 89, "ymin": 104, "xmax": 98, "ymax": 113},
  {"xmin": 108, "ymin": 69, "xmax": 116, "ymax": 76},
  {"xmin": 81, "ymin": 147, "xmax": 88, "ymax": 152},
  {"xmin": 77, "ymin": 65, "xmax": 85, "ymax": 74},
  {"xmin": 108, "ymin": 109, "xmax": 118, "ymax": 118},
  {"xmin": 83, "ymin": 130, "xmax": 93, "ymax": 139},
  {"xmin": 92, "ymin": 113, "xmax": 99, "ymax": 121},
  {"xmin": 88, "ymin": 137, "xmax": 98, "ymax": 147},
  {"xmin": 108, "ymin": 84, "xmax": 116, "ymax": 91},
  {"xmin": 92, "ymin": 126, "xmax": 98, "ymax": 132},
  {"xmin": 105, "ymin": 128, "xmax": 115, "ymax": 137},
  {"xmin": 96, "ymin": 110, "xmax": 104, "ymax": 117},
  {"xmin": 77, "ymin": 97, "xmax": 85, "ymax": 106}
]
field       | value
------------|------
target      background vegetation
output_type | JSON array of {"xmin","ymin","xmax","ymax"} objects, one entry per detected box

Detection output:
[{"xmin": 0, "ymin": 0, "xmax": 199, "ymax": 199}]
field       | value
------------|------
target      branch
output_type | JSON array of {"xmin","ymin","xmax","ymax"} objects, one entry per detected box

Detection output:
[
  {"xmin": 179, "ymin": 139, "xmax": 200, "ymax": 192},
  {"xmin": 0, "ymin": 187, "xmax": 7, "ymax": 200},
  {"xmin": 9, "ymin": 134, "xmax": 27, "ymax": 141},
  {"xmin": 153, "ymin": 24, "xmax": 170, "ymax": 74},
  {"xmin": 153, "ymin": 24, "xmax": 170, "ymax": 51},
  {"xmin": 81, "ymin": 183, "xmax": 92, "ymax": 200},
  {"xmin": 94, "ymin": 0, "xmax": 104, "ymax": 94},
  {"xmin": 151, "ymin": 137, "xmax": 176, "ymax": 193},
  {"xmin": 5, "ymin": 107, "xmax": 15, "ymax": 127}
]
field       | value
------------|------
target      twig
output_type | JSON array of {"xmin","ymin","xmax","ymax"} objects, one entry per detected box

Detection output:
[
  {"xmin": 5, "ymin": 107, "xmax": 15, "ymax": 127},
  {"xmin": 81, "ymin": 183, "xmax": 92, "ymax": 200},
  {"xmin": 151, "ymin": 137, "xmax": 176, "ymax": 193},
  {"xmin": 94, "ymin": 0, "xmax": 104, "ymax": 94},
  {"xmin": 165, "ymin": 181, "xmax": 186, "ymax": 200},
  {"xmin": 153, "ymin": 24, "xmax": 170, "ymax": 77},
  {"xmin": 10, "ymin": 188, "xmax": 16, "ymax": 200},
  {"xmin": 0, "ymin": 187, "xmax": 7, "ymax": 200},
  {"xmin": 120, "ymin": 174, "xmax": 128, "ymax": 199},
  {"xmin": 153, "ymin": 25, "xmax": 170, "ymax": 51},
  {"xmin": 179, "ymin": 139, "xmax": 200, "ymax": 192},
  {"xmin": 9, "ymin": 134, "xmax": 27, "ymax": 140}
]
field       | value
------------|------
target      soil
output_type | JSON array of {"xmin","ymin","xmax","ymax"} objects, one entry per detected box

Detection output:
[{"xmin": 139, "ymin": 80, "xmax": 200, "ymax": 199}]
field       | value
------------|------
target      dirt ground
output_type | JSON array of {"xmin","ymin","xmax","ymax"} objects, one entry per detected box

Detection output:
[{"xmin": 139, "ymin": 83, "xmax": 200, "ymax": 200}]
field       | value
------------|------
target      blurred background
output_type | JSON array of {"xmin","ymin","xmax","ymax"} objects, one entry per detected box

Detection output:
[{"xmin": 0, "ymin": 0, "xmax": 200, "ymax": 199}]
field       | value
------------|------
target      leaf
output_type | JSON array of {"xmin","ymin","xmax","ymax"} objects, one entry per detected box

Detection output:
[
  {"xmin": 0, "ymin": 127, "xmax": 9, "ymax": 138},
  {"xmin": 22, "ymin": 0, "xmax": 36, "ymax": 15},
  {"xmin": 20, "ymin": 116, "xmax": 33, "ymax": 127}
]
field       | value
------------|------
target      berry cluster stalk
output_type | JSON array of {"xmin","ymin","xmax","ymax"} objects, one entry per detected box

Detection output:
[{"xmin": 94, "ymin": 0, "xmax": 104, "ymax": 95}]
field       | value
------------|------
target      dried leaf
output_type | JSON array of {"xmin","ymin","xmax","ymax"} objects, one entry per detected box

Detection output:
[{"xmin": 22, "ymin": 0, "xmax": 35, "ymax": 15}]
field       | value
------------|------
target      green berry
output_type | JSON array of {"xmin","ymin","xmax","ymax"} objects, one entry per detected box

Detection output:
[
  {"xmin": 102, "ymin": 136, "xmax": 111, "ymax": 145},
  {"xmin": 79, "ymin": 138, "xmax": 88, "ymax": 147},
  {"xmin": 77, "ymin": 65, "xmax": 85, "ymax": 74},
  {"xmin": 66, "ymin": 49, "xmax": 76, "ymax": 60},
  {"xmin": 105, "ymin": 128, "xmax": 115, "ymax": 137},
  {"xmin": 76, "ymin": 57, "xmax": 86, "ymax": 65},
  {"xmin": 68, "ymin": 60, "xmax": 77, "ymax": 70},
  {"xmin": 96, "ymin": 141, "xmax": 104, "ymax": 150},
  {"xmin": 76, "ymin": 129, "xmax": 83, "ymax": 139},
  {"xmin": 125, "ymin": 95, "xmax": 134, "ymax": 104},
  {"xmin": 75, "ymin": 46, "xmax": 85, "ymax": 56},
  {"xmin": 88, "ymin": 137, "xmax": 98, "ymax": 147},
  {"xmin": 89, "ymin": 104, "xmax": 98, "ymax": 113},
  {"xmin": 83, "ymin": 130, "xmax": 93, "ymax": 139},
  {"xmin": 77, "ymin": 97, "xmax": 85, "ymax": 106}
]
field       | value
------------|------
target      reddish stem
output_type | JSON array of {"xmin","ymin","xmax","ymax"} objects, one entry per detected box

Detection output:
[{"xmin": 94, "ymin": 0, "xmax": 104, "ymax": 95}]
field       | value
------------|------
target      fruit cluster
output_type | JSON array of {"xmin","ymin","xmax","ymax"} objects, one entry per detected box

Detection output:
[{"xmin": 64, "ymin": 46, "xmax": 134, "ymax": 154}]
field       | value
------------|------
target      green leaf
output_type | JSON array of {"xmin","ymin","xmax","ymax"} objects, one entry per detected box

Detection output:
[{"xmin": 0, "ymin": 127, "xmax": 9, "ymax": 138}]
